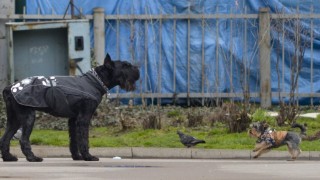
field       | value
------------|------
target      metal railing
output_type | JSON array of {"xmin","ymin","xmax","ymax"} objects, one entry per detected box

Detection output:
[{"xmin": 1, "ymin": 5, "xmax": 320, "ymax": 106}]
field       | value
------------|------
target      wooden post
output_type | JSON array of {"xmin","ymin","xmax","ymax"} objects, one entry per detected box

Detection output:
[
  {"xmin": 93, "ymin": 8, "xmax": 105, "ymax": 65},
  {"xmin": 259, "ymin": 8, "xmax": 271, "ymax": 108}
]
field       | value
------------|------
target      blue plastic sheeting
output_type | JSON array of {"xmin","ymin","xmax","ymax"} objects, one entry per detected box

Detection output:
[{"xmin": 26, "ymin": 0, "xmax": 320, "ymax": 105}]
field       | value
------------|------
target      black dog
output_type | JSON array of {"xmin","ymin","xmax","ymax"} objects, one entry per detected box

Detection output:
[{"xmin": 0, "ymin": 54, "xmax": 139, "ymax": 162}]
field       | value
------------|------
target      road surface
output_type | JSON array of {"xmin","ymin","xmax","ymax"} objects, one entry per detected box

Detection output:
[{"xmin": 0, "ymin": 158, "xmax": 319, "ymax": 180}]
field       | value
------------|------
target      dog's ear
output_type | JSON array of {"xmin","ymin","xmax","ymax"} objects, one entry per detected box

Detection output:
[
  {"xmin": 104, "ymin": 53, "xmax": 114, "ymax": 68},
  {"xmin": 262, "ymin": 120, "xmax": 269, "ymax": 130},
  {"xmin": 104, "ymin": 53, "xmax": 112, "ymax": 64},
  {"xmin": 262, "ymin": 120, "xmax": 266, "ymax": 125}
]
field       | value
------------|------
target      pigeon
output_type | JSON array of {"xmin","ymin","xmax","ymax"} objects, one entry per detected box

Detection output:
[
  {"xmin": 12, "ymin": 128, "xmax": 22, "ymax": 140},
  {"xmin": 177, "ymin": 130, "xmax": 206, "ymax": 148}
]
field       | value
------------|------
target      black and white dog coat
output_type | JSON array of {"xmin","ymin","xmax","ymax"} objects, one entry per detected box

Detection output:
[{"xmin": 10, "ymin": 70, "xmax": 108, "ymax": 117}]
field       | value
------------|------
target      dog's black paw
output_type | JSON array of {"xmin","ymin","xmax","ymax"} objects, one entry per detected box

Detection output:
[
  {"xmin": 27, "ymin": 156, "xmax": 43, "ymax": 162},
  {"xmin": 72, "ymin": 155, "xmax": 84, "ymax": 160},
  {"xmin": 84, "ymin": 155, "xmax": 99, "ymax": 161},
  {"xmin": 3, "ymin": 155, "xmax": 18, "ymax": 162}
]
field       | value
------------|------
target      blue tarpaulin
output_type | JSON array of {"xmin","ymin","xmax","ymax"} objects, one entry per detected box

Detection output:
[{"xmin": 26, "ymin": 0, "xmax": 320, "ymax": 105}]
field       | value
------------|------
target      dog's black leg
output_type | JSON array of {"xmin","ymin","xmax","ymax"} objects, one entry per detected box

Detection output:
[
  {"xmin": 1, "ymin": 94, "xmax": 21, "ymax": 162},
  {"xmin": 68, "ymin": 117, "xmax": 83, "ymax": 160},
  {"xmin": 0, "ymin": 126, "xmax": 20, "ymax": 161},
  {"xmin": 76, "ymin": 120, "xmax": 98, "ymax": 161},
  {"xmin": 75, "ymin": 102, "xmax": 99, "ymax": 161},
  {"xmin": 19, "ymin": 109, "xmax": 43, "ymax": 162}
]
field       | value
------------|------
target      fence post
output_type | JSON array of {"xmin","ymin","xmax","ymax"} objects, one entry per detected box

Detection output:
[
  {"xmin": 93, "ymin": 8, "xmax": 105, "ymax": 65},
  {"xmin": 259, "ymin": 8, "xmax": 271, "ymax": 108}
]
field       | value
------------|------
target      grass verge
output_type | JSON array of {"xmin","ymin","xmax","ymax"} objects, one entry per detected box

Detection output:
[{"xmin": 3, "ymin": 116, "xmax": 320, "ymax": 151}]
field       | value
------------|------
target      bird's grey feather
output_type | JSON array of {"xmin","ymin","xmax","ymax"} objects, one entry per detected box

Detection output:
[{"xmin": 177, "ymin": 131, "xmax": 206, "ymax": 148}]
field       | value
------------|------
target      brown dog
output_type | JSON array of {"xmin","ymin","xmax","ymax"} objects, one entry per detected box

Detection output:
[{"xmin": 248, "ymin": 120, "xmax": 306, "ymax": 161}]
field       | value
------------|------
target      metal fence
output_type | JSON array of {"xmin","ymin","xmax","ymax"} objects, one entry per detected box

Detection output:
[{"xmin": 1, "ymin": 5, "xmax": 320, "ymax": 106}]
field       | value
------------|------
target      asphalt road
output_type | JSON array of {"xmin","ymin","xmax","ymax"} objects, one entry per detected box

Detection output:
[{"xmin": 0, "ymin": 158, "xmax": 319, "ymax": 180}]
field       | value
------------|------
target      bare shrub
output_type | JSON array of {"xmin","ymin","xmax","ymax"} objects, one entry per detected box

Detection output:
[
  {"xmin": 210, "ymin": 103, "xmax": 251, "ymax": 133},
  {"xmin": 187, "ymin": 112, "xmax": 203, "ymax": 127},
  {"xmin": 272, "ymin": 7, "xmax": 310, "ymax": 126},
  {"xmin": 119, "ymin": 112, "xmax": 136, "ymax": 130},
  {"xmin": 207, "ymin": 108, "xmax": 226, "ymax": 127},
  {"xmin": 142, "ymin": 113, "xmax": 161, "ymax": 130},
  {"xmin": 229, "ymin": 111, "xmax": 251, "ymax": 133},
  {"xmin": 167, "ymin": 110, "xmax": 186, "ymax": 127},
  {"xmin": 170, "ymin": 115, "xmax": 186, "ymax": 127}
]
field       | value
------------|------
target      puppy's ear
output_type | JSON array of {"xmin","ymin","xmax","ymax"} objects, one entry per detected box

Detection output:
[
  {"xmin": 104, "ymin": 53, "xmax": 114, "ymax": 68},
  {"xmin": 262, "ymin": 120, "xmax": 266, "ymax": 125}
]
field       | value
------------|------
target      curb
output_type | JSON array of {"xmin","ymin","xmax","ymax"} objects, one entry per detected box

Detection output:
[{"xmin": 9, "ymin": 146, "xmax": 320, "ymax": 160}]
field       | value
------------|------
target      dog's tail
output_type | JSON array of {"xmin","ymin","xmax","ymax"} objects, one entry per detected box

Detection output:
[
  {"xmin": 2, "ymin": 86, "xmax": 12, "ymax": 102},
  {"xmin": 291, "ymin": 123, "xmax": 307, "ymax": 138}
]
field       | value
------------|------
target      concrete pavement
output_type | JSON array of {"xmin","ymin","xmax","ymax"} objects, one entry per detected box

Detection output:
[
  {"xmin": 8, "ymin": 146, "xmax": 320, "ymax": 160},
  {"xmin": 1, "ymin": 158, "xmax": 320, "ymax": 180}
]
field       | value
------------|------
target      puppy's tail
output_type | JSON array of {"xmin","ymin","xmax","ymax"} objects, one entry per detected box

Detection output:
[{"xmin": 291, "ymin": 123, "xmax": 307, "ymax": 138}]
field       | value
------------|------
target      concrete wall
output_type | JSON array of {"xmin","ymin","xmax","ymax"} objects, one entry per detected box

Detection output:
[{"xmin": 0, "ymin": 0, "xmax": 15, "ymax": 90}]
